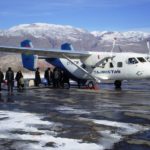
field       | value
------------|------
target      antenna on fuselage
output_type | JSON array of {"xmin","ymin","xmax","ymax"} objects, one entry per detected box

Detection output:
[
  {"xmin": 146, "ymin": 40, "xmax": 150, "ymax": 55},
  {"xmin": 145, "ymin": 40, "xmax": 150, "ymax": 62},
  {"xmin": 110, "ymin": 37, "xmax": 117, "ymax": 57},
  {"xmin": 118, "ymin": 46, "xmax": 123, "ymax": 52}
]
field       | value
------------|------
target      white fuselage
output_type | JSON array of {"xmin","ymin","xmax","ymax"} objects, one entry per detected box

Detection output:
[{"xmin": 58, "ymin": 52, "xmax": 150, "ymax": 81}]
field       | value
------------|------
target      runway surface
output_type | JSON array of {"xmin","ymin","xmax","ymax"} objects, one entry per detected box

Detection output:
[{"xmin": 0, "ymin": 80, "xmax": 150, "ymax": 150}]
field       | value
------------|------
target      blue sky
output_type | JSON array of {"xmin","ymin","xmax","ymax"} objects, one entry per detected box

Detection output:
[{"xmin": 0, "ymin": 0, "xmax": 150, "ymax": 31}]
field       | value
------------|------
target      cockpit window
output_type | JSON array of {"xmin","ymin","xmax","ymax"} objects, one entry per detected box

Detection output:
[
  {"xmin": 137, "ymin": 57, "xmax": 146, "ymax": 63},
  {"xmin": 128, "ymin": 58, "xmax": 138, "ymax": 64}
]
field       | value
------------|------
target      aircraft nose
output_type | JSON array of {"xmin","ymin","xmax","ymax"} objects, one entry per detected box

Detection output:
[
  {"xmin": 142, "ymin": 63, "xmax": 150, "ymax": 78},
  {"xmin": 136, "ymin": 71, "xmax": 143, "ymax": 76}
]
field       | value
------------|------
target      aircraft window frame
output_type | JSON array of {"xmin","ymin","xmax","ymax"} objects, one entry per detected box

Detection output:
[
  {"xmin": 99, "ymin": 63, "xmax": 105, "ymax": 68},
  {"xmin": 128, "ymin": 58, "xmax": 138, "ymax": 64},
  {"xmin": 137, "ymin": 57, "xmax": 146, "ymax": 63},
  {"xmin": 117, "ymin": 62, "xmax": 123, "ymax": 68}
]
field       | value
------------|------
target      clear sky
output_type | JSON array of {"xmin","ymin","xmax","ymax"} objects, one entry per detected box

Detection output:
[{"xmin": 0, "ymin": 0, "xmax": 150, "ymax": 31}]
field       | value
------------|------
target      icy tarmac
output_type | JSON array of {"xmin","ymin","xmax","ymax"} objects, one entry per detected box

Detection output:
[{"xmin": 0, "ymin": 80, "xmax": 150, "ymax": 150}]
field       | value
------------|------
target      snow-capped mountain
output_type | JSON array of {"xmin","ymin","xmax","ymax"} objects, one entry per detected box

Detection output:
[
  {"xmin": 0, "ymin": 23, "xmax": 96, "ymax": 51},
  {"xmin": 91, "ymin": 31, "xmax": 150, "ymax": 42},
  {"xmin": 0, "ymin": 23, "xmax": 150, "ymax": 71},
  {"xmin": 0, "ymin": 23, "xmax": 150, "ymax": 52},
  {"xmin": 7, "ymin": 23, "xmax": 88, "ymax": 40},
  {"xmin": 91, "ymin": 30, "xmax": 150, "ymax": 52}
]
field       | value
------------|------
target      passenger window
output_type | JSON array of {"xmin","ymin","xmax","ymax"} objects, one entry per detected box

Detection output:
[
  {"xmin": 81, "ymin": 64, "xmax": 86, "ymax": 69},
  {"xmin": 99, "ymin": 63, "xmax": 105, "ymax": 68},
  {"xmin": 117, "ymin": 62, "xmax": 123, "ymax": 67},
  {"xmin": 137, "ymin": 57, "xmax": 146, "ymax": 63},
  {"xmin": 128, "ymin": 58, "xmax": 138, "ymax": 64},
  {"xmin": 110, "ymin": 62, "xmax": 114, "ymax": 68}
]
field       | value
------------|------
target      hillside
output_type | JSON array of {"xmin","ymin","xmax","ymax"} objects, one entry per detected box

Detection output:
[{"xmin": 0, "ymin": 23, "xmax": 150, "ymax": 71}]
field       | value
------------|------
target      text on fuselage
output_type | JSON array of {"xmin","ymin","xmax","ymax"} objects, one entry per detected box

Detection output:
[{"xmin": 94, "ymin": 70, "xmax": 121, "ymax": 74}]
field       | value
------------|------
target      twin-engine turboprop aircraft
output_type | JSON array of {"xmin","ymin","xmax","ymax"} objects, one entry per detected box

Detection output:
[{"xmin": 0, "ymin": 39, "xmax": 150, "ymax": 89}]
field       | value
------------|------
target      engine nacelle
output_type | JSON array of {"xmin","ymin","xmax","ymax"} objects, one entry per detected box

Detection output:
[{"xmin": 21, "ymin": 40, "xmax": 38, "ymax": 71}]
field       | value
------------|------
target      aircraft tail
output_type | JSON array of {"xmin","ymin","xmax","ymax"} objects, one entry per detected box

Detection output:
[
  {"xmin": 21, "ymin": 40, "xmax": 38, "ymax": 71},
  {"xmin": 61, "ymin": 43, "xmax": 74, "ymax": 51}
]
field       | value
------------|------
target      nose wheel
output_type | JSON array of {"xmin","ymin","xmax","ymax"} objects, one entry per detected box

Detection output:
[{"xmin": 114, "ymin": 80, "xmax": 122, "ymax": 89}]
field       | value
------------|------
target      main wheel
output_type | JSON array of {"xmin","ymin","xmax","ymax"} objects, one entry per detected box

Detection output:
[
  {"xmin": 114, "ymin": 80, "xmax": 122, "ymax": 89},
  {"xmin": 87, "ymin": 81, "xmax": 94, "ymax": 89}
]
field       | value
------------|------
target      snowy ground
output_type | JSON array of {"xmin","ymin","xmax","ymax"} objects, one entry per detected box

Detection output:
[{"xmin": 0, "ymin": 80, "xmax": 150, "ymax": 150}]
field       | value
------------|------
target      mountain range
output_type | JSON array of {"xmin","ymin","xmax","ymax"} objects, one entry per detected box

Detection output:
[{"xmin": 0, "ymin": 23, "xmax": 150, "ymax": 71}]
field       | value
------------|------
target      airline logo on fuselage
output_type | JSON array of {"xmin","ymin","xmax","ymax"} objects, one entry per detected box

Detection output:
[{"xmin": 94, "ymin": 70, "xmax": 121, "ymax": 74}]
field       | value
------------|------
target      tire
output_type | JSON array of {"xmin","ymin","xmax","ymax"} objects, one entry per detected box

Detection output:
[
  {"xmin": 87, "ymin": 81, "xmax": 94, "ymax": 89},
  {"xmin": 114, "ymin": 80, "xmax": 122, "ymax": 89}
]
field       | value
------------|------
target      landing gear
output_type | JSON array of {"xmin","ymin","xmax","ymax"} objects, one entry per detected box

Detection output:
[
  {"xmin": 86, "ymin": 80, "xmax": 100, "ymax": 90},
  {"xmin": 114, "ymin": 80, "xmax": 122, "ymax": 89},
  {"xmin": 87, "ymin": 81, "xmax": 95, "ymax": 89}
]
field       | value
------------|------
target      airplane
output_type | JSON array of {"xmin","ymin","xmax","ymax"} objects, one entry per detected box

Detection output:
[{"xmin": 0, "ymin": 39, "xmax": 150, "ymax": 89}]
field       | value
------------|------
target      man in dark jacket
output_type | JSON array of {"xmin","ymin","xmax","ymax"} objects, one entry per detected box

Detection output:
[
  {"xmin": 62, "ymin": 71, "xmax": 70, "ymax": 89},
  {"xmin": 0, "ymin": 68, "xmax": 4, "ymax": 92},
  {"xmin": 35, "ymin": 67, "xmax": 41, "ymax": 86},
  {"xmin": 5, "ymin": 67, "xmax": 14, "ymax": 94},
  {"xmin": 44, "ymin": 68, "xmax": 52, "ymax": 86},
  {"xmin": 15, "ymin": 70, "xmax": 23, "ymax": 90},
  {"xmin": 53, "ymin": 68, "xmax": 61, "ymax": 88}
]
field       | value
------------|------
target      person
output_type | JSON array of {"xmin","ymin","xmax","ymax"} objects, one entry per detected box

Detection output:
[
  {"xmin": 0, "ymin": 68, "xmax": 4, "ymax": 92},
  {"xmin": 35, "ymin": 67, "xmax": 41, "ymax": 86},
  {"xmin": 19, "ymin": 76, "xmax": 24, "ymax": 90},
  {"xmin": 44, "ymin": 68, "xmax": 52, "ymax": 86},
  {"xmin": 15, "ymin": 70, "xmax": 23, "ymax": 90},
  {"xmin": 62, "ymin": 71, "xmax": 70, "ymax": 89},
  {"xmin": 5, "ymin": 67, "xmax": 14, "ymax": 94},
  {"xmin": 53, "ymin": 68, "xmax": 61, "ymax": 88}
]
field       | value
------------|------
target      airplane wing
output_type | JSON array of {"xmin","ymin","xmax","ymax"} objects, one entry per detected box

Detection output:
[{"xmin": 0, "ymin": 46, "xmax": 90, "ymax": 59}]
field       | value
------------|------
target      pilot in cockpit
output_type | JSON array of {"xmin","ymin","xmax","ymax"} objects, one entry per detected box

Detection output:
[{"xmin": 128, "ymin": 58, "xmax": 138, "ymax": 64}]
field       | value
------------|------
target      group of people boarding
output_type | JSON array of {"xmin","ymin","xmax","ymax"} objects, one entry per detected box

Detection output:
[
  {"xmin": 35, "ymin": 67, "xmax": 70, "ymax": 89},
  {"xmin": 0, "ymin": 67, "xmax": 70, "ymax": 95}
]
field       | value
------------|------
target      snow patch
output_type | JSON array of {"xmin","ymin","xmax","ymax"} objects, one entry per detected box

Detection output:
[
  {"xmin": 0, "ymin": 110, "xmax": 102, "ymax": 150},
  {"xmin": 56, "ymin": 106, "xmax": 90, "ymax": 115}
]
